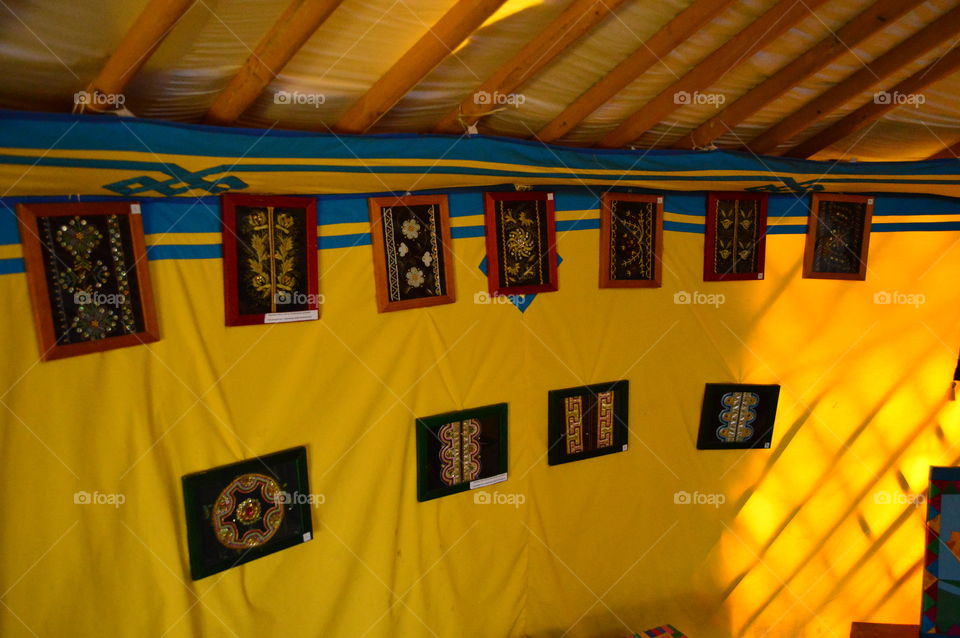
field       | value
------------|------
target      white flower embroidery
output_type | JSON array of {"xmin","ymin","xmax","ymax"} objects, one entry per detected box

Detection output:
[
  {"xmin": 406, "ymin": 267, "xmax": 425, "ymax": 288},
  {"xmin": 401, "ymin": 218, "xmax": 421, "ymax": 239},
  {"xmin": 398, "ymin": 242, "xmax": 409, "ymax": 257},
  {"xmin": 422, "ymin": 251, "xmax": 432, "ymax": 267}
]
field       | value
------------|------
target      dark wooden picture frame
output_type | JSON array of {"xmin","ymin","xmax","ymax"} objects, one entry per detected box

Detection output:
[
  {"xmin": 548, "ymin": 380, "xmax": 629, "ymax": 466},
  {"xmin": 16, "ymin": 201, "xmax": 160, "ymax": 361},
  {"xmin": 483, "ymin": 191, "xmax": 558, "ymax": 296},
  {"xmin": 221, "ymin": 194, "xmax": 319, "ymax": 326},
  {"xmin": 803, "ymin": 193, "xmax": 874, "ymax": 280},
  {"xmin": 703, "ymin": 192, "xmax": 768, "ymax": 282},
  {"xmin": 182, "ymin": 446, "xmax": 313, "ymax": 580},
  {"xmin": 415, "ymin": 403, "xmax": 508, "ymax": 502},
  {"xmin": 599, "ymin": 193, "xmax": 663, "ymax": 288},
  {"xmin": 696, "ymin": 383, "xmax": 780, "ymax": 450},
  {"xmin": 367, "ymin": 194, "xmax": 456, "ymax": 312}
]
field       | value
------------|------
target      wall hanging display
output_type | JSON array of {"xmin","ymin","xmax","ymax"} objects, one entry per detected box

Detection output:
[
  {"xmin": 16, "ymin": 201, "xmax": 159, "ymax": 361},
  {"xmin": 181, "ymin": 446, "xmax": 313, "ymax": 580},
  {"xmin": 697, "ymin": 383, "xmax": 780, "ymax": 450},
  {"xmin": 922, "ymin": 466, "xmax": 960, "ymax": 636},
  {"xmin": 483, "ymin": 191, "xmax": 558, "ymax": 296},
  {"xmin": 221, "ymin": 194, "xmax": 319, "ymax": 326},
  {"xmin": 368, "ymin": 194, "xmax": 455, "ymax": 312},
  {"xmin": 599, "ymin": 193, "xmax": 663, "ymax": 288},
  {"xmin": 416, "ymin": 403, "xmax": 508, "ymax": 502},
  {"xmin": 548, "ymin": 381, "xmax": 629, "ymax": 465},
  {"xmin": 803, "ymin": 193, "xmax": 874, "ymax": 280},
  {"xmin": 704, "ymin": 192, "xmax": 768, "ymax": 281}
]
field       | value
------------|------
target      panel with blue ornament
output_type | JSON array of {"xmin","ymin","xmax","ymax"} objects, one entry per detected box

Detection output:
[{"xmin": 696, "ymin": 383, "xmax": 779, "ymax": 450}]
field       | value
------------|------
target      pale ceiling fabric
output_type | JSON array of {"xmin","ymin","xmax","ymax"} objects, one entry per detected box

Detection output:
[{"xmin": 0, "ymin": 0, "xmax": 958, "ymax": 161}]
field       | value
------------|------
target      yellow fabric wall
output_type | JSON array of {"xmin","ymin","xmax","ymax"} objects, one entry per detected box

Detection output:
[{"xmin": 1, "ymin": 207, "xmax": 958, "ymax": 637}]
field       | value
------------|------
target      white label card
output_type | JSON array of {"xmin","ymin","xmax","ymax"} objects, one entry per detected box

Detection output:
[
  {"xmin": 470, "ymin": 473, "xmax": 508, "ymax": 489},
  {"xmin": 130, "ymin": 204, "xmax": 142, "ymax": 215},
  {"xmin": 264, "ymin": 310, "xmax": 319, "ymax": 324}
]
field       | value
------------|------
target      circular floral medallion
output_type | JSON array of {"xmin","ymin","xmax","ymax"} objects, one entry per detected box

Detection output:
[
  {"xmin": 212, "ymin": 473, "xmax": 284, "ymax": 550},
  {"xmin": 506, "ymin": 228, "xmax": 534, "ymax": 259}
]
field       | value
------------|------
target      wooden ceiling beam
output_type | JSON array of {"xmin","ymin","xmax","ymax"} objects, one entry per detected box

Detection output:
[
  {"xmin": 747, "ymin": 4, "xmax": 960, "ymax": 155},
  {"xmin": 598, "ymin": 0, "xmax": 827, "ymax": 149},
  {"xmin": 535, "ymin": 0, "xmax": 736, "ymax": 144},
  {"xmin": 787, "ymin": 45, "xmax": 960, "ymax": 158},
  {"xmin": 205, "ymin": 0, "xmax": 346, "ymax": 126},
  {"xmin": 84, "ymin": 0, "xmax": 195, "ymax": 111},
  {"xmin": 928, "ymin": 139, "xmax": 960, "ymax": 160},
  {"xmin": 433, "ymin": 0, "xmax": 628, "ymax": 135},
  {"xmin": 334, "ymin": 0, "xmax": 508, "ymax": 135},
  {"xmin": 675, "ymin": 0, "xmax": 924, "ymax": 150}
]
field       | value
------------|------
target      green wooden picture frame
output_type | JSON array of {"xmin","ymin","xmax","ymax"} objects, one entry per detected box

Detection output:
[{"xmin": 548, "ymin": 381, "xmax": 629, "ymax": 465}]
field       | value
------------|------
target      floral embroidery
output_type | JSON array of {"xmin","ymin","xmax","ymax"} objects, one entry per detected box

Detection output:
[
  {"xmin": 506, "ymin": 228, "xmax": 534, "ymax": 259},
  {"xmin": 398, "ymin": 242, "xmax": 409, "ymax": 257},
  {"xmin": 401, "ymin": 218, "xmax": 421, "ymax": 239},
  {"xmin": 406, "ymin": 267, "xmax": 425, "ymax": 288},
  {"xmin": 422, "ymin": 251, "xmax": 432, "ymax": 267}
]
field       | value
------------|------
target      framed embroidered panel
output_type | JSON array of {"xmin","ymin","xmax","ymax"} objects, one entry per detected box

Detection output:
[
  {"xmin": 548, "ymin": 381, "xmax": 629, "ymax": 465},
  {"xmin": 221, "ymin": 194, "xmax": 319, "ymax": 326},
  {"xmin": 415, "ymin": 403, "xmax": 508, "ymax": 502},
  {"xmin": 483, "ymin": 191, "xmax": 558, "ymax": 296},
  {"xmin": 696, "ymin": 383, "xmax": 780, "ymax": 450},
  {"xmin": 703, "ymin": 192, "xmax": 768, "ymax": 281},
  {"xmin": 16, "ymin": 201, "xmax": 159, "ymax": 361},
  {"xmin": 600, "ymin": 193, "xmax": 663, "ymax": 288},
  {"xmin": 922, "ymin": 467, "xmax": 960, "ymax": 637},
  {"xmin": 182, "ymin": 446, "xmax": 313, "ymax": 580},
  {"xmin": 803, "ymin": 193, "xmax": 874, "ymax": 280},
  {"xmin": 367, "ymin": 194, "xmax": 455, "ymax": 312}
]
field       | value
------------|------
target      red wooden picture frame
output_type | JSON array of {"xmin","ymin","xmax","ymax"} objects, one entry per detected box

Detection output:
[
  {"xmin": 483, "ymin": 191, "xmax": 558, "ymax": 296},
  {"xmin": 803, "ymin": 193, "xmax": 874, "ymax": 280},
  {"xmin": 599, "ymin": 192, "xmax": 664, "ymax": 288},
  {"xmin": 221, "ymin": 194, "xmax": 319, "ymax": 326},
  {"xmin": 367, "ymin": 194, "xmax": 456, "ymax": 313},
  {"xmin": 16, "ymin": 201, "xmax": 160, "ymax": 361},
  {"xmin": 703, "ymin": 191, "xmax": 768, "ymax": 282}
]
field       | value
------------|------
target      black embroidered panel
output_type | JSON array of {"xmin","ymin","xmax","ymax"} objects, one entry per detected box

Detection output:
[
  {"xmin": 182, "ymin": 447, "xmax": 313, "ymax": 580},
  {"xmin": 36, "ymin": 214, "xmax": 146, "ymax": 344},
  {"xmin": 493, "ymin": 199, "xmax": 552, "ymax": 288},
  {"xmin": 609, "ymin": 199, "xmax": 657, "ymax": 282},
  {"xmin": 548, "ymin": 381, "xmax": 629, "ymax": 466},
  {"xmin": 810, "ymin": 199, "xmax": 868, "ymax": 274},
  {"xmin": 710, "ymin": 198, "xmax": 762, "ymax": 277},
  {"xmin": 234, "ymin": 205, "xmax": 310, "ymax": 315},
  {"xmin": 696, "ymin": 384, "xmax": 780, "ymax": 450},
  {"xmin": 379, "ymin": 203, "xmax": 448, "ymax": 302}
]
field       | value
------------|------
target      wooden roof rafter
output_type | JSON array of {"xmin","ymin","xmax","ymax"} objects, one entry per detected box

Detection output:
[
  {"xmin": 204, "ymin": 0, "xmax": 346, "ymax": 126},
  {"xmin": 597, "ymin": 0, "xmax": 830, "ymax": 149},
  {"xmin": 334, "ymin": 0, "xmax": 509, "ymax": 135},
  {"xmin": 534, "ymin": 0, "xmax": 738, "ymax": 144},
  {"xmin": 673, "ymin": 0, "xmax": 926, "ymax": 150},
  {"xmin": 746, "ymin": 4, "xmax": 960, "ymax": 155},
  {"xmin": 432, "ymin": 0, "xmax": 629, "ymax": 135}
]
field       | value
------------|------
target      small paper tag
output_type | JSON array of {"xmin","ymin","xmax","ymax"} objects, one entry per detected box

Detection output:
[
  {"xmin": 264, "ymin": 310, "xmax": 319, "ymax": 324},
  {"xmin": 657, "ymin": 197, "xmax": 663, "ymax": 203},
  {"xmin": 867, "ymin": 198, "xmax": 874, "ymax": 205},
  {"xmin": 622, "ymin": 444, "xmax": 628, "ymax": 452},
  {"xmin": 302, "ymin": 531, "xmax": 312, "ymax": 542},
  {"xmin": 470, "ymin": 473, "xmax": 507, "ymax": 489},
  {"xmin": 546, "ymin": 193, "xmax": 554, "ymax": 200},
  {"xmin": 130, "ymin": 203, "xmax": 142, "ymax": 215},
  {"xmin": 757, "ymin": 273, "xmax": 764, "ymax": 280}
]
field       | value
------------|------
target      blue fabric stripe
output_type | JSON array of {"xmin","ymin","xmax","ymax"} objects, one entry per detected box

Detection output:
[
  {"xmin": 557, "ymin": 219, "xmax": 599, "ymax": 231},
  {"xmin": 767, "ymin": 225, "xmax": 807, "ymax": 235},
  {"xmin": 451, "ymin": 226, "xmax": 485, "ymax": 239},
  {"xmin": 146, "ymin": 244, "xmax": 221, "ymax": 260},
  {"xmin": 0, "ymin": 258, "xmax": 23, "ymax": 274},
  {"xmin": 873, "ymin": 221, "xmax": 960, "ymax": 232},
  {"xmin": 665, "ymin": 221, "xmax": 703, "ymax": 233},
  {"xmin": 318, "ymin": 233, "xmax": 370, "ymax": 249}
]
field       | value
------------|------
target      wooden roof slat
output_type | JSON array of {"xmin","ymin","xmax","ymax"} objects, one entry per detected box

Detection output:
[
  {"xmin": 432, "ymin": 0, "xmax": 628, "ymax": 135},
  {"xmin": 747, "ymin": 4, "xmax": 960, "ymax": 155},
  {"xmin": 928, "ymin": 139, "xmax": 960, "ymax": 160},
  {"xmin": 205, "ymin": 0, "xmax": 346, "ymax": 126},
  {"xmin": 787, "ymin": 46, "xmax": 960, "ymax": 158},
  {"xmin": 598, "ymin": 0, "xmax": 827, "ymax": 149},
  {"xmin": 675, "ymin": 0, "xmax": 924, "ymax": 150},
  {"xmin": 334, "ymin": 0, "xmax": 508, "ymax": 135},
  {"xmin": 85, "ymin": 0, "xmax": 195, "ymax": 110},
  {"xmin": 534, "ymin": 0, "xmax": 736, "ymax": 144}
]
